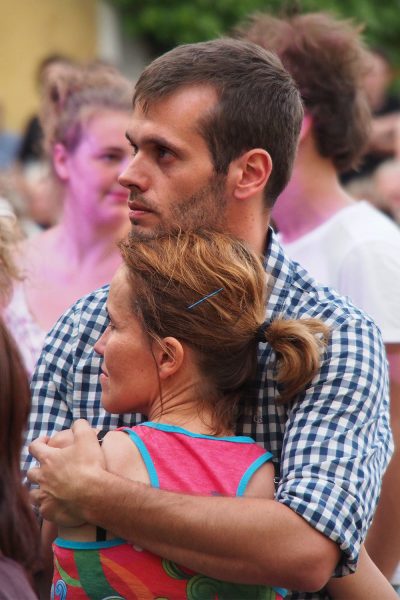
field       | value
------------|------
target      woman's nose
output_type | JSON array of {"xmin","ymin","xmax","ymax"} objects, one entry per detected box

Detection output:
[{"xmin": 94, "ymin": 329, "xmax": 108, "ymax": 356}]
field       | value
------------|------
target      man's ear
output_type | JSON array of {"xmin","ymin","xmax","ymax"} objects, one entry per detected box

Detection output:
[
  {"xmin": 152, "ymin": 337, "xmax": 184, "ymax": 380},
  {"xmin": 299, "ymin": 112, "xmax": 313, "ymax": 143},
  {"xmin": 52, "ymin": 143, "xmax": 70, "ymax": 181},
  {"xmin": 229, "ymin": 149, "xmax": 272, "ymax": 201}
]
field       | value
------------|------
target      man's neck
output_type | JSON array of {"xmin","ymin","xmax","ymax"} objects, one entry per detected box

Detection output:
[
  {"xmin": 272, "ymin": 155, "xmax": 355, "ymax": 244},
  {"xmin": 227, "ymin": 204, "xmax": 270, "ymax": 257}
]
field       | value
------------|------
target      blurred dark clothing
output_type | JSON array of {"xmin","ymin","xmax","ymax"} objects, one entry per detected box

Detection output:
[
  {"xmin": 0, "ymin": 131, "xmax": 20, "ymax": 169},
  {"xmin": 379, "ymin": 95, "xmax": 400, "ymax": 115},
  {"xmin": 0, "ymin": 556, "xmax": 37, "ymax": 599},
  {"xmin": 17, "ymin": 116, "xmax": 43, "ymax": 165},
  {"xmin": 341, "ymin": 94, "xmax": 400, "ymax": 184}
]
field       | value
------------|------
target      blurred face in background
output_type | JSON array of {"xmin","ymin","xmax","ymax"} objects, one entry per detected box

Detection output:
[
  {"xmin": 54, "ymin": 109, "xmax": 131, "ymax": 230},
  {"xmin": 374, "ymin": 162, "xmax": 400, "ymax": 223},
  {"xmin": 363, "ymin": 51, "xmax": 393, "ymax": 112}
]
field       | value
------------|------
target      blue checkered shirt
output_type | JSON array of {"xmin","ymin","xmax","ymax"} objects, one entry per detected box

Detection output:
[{"xmin": 25, "ymin": 230, "xmax": 392, "ymax": 600}]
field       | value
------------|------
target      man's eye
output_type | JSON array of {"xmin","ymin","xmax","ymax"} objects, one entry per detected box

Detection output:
[{"xmin": 158, "ymin": 146, "xmax": 173, "ymax": 161}]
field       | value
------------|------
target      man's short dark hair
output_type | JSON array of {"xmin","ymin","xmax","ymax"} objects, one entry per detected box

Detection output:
[
  {"xmin": 133, "ymin": 38, "xmax": 303, "ymax": 206},
  {"xmin": 236, "ymin": 12, "xmax": 371, "ymax": 173}
]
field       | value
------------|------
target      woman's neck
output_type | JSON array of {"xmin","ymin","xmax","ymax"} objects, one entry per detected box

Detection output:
[
  {"xmin": 149, "ymin": 413, "xmax": 233, "ymax": 437},
  {"xmin": 146, "ymin": 382, "xmax": 233, "ymax": 438},
  {"xmin": 60, "ymin": 205, "xmax": 129, "ymax": 261}
]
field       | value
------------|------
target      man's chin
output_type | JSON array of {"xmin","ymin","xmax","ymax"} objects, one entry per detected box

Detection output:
[
  {"xmin": 129, "ymin": 221, "xmax": 183, "ymax": 241},
  {"xmin": 128, "ymin": 223, "xmax": 161, "ymax": 241}
]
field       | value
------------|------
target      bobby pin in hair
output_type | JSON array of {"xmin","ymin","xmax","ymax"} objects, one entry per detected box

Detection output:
[{"xmin": 187, "ymin": 287, "xmax": 224, "ymax": 310}]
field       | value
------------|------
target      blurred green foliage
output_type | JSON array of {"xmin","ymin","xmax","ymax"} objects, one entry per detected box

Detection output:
[
  {"xmin": 110, "ymin": 0, "xmax": 273, "ymax": 55},
  {"xmin": 109, "ymin": 0, "xmax": 400, "ymax": 69}
]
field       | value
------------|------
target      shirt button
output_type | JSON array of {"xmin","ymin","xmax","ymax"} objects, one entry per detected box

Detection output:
[{"xmin": 253, "ymin": 415, "xmax": 264, "ymax": 424}]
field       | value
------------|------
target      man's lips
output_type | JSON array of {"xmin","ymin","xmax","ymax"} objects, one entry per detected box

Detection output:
[
  {"xmin": 128, "ymin": 200, "xmax": 151, "ymax": 211},
  {"xmin": 128, "ymin": 200, "xmax": 154, "ymax": 218}
]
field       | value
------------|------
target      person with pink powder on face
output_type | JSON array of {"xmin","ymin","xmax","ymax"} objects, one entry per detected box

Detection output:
[{"xmin": 4, "ymin": 63, "xmax": 133, "ymax": 374}]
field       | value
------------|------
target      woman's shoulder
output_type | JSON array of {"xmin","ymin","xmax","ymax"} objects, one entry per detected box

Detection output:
[
  {"xmin": 102, "ymin": 430, "xmax": 151, "ymax": 486},
  {"xmin": 0, "ymin": 556, "xmax": 37, "ymax": 600}
]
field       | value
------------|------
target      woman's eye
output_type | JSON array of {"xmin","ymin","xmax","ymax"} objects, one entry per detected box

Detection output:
[
  {"xmin": 105, "ymin": 314, "xmax": 115, "ymax": 330},
  {"xmin": 99, "ymin": 152, "xmax": 122, "ymax": 163}
]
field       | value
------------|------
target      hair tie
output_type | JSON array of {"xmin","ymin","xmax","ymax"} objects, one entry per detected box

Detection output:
[{"xmin": 255, "ymin": 324, "xmax": 268, "ymax": 344}]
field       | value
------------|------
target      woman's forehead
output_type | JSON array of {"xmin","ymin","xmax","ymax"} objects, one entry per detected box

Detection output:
[{"xmin": 108, "ymin": 266, "xmax": 131, "ymax": 307}]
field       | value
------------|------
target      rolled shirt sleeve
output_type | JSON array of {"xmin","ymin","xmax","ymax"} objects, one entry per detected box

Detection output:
[{"xmin": 276, "ymin": 314, "xmax": 391, "ymax": 576}]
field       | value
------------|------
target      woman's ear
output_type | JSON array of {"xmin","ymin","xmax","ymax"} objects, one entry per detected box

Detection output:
[
  {"xmin": 152, "ymin": 337, "xmax": 184, "ymax": 380},
  {"xmin": 229, "ymin": 149, "xmax": 272, "ymax": 201},
  {"xmin": 52, "ymin": 143, "xmax": 69, "ymax": 181}
]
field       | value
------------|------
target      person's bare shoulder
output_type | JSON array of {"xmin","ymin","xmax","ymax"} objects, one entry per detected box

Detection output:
[
  {"xmin": 102, "ymin": 430, "xmax": 151, "ymax": 485},
  {"xmin": 243, "ymin": 460, "xmax": 275, "ymax": 500}
]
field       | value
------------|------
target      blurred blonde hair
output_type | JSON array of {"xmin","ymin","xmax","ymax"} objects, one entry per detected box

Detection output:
[
  {"xmin": 0, "ymin": 199, "xmax": 22, "ymax": 307},
  {"xmin": 119, "ymin": 230, "xmax": 329, "ymax": 432},
  {"xmin": 40, "ymin": 61, "xmax": 133, "ymax": 157}
]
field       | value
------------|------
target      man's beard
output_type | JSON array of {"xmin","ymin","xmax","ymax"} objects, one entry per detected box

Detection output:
[{"xmin": 129, "ymin": 173, "xmax": 227, "ymax": 241}]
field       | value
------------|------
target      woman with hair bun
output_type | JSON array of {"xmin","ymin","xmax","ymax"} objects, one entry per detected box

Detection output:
[{"xmin": 4, "ymin": 62, "xmax": 133, "ymax": 374}]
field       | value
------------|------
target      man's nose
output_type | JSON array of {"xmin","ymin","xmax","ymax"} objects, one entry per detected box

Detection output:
[{"xmin": 118, "ymin": 156, "xmax": 150, "ymax": 192}]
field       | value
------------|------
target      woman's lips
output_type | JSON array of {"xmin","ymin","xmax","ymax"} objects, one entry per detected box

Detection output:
[
  {"xmin": 107, "ymin": 191, "xmax": 129, "ymax": 203},
  {"xmin": 99, "ymin": 372, "xmax": 109, "ymax": 390}
]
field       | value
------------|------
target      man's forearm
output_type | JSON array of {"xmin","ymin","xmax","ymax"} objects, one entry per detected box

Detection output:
[
  {"xmin": 366, "ymin": 344, "xmax": 400, "ymax": 577},
  {"xmin": 81, "ymin": 470, "xmax": 340, "ymax": 592}
]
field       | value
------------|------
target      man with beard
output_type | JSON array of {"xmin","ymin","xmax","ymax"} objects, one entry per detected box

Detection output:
[{"xmin": 28, "ymin": 39, "xmax": 391, "ymax": 598}]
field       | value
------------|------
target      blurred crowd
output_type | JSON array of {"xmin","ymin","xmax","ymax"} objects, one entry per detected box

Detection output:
[
  {"xmin": 0, "ymin": 53, "xmax": 132, "ymax": 596},
  {"xmin": 342, "ymin": 47, "xmax": 400, "ymax": 224},
  {"xmin": 0, "ymin": 9, "xmax": 400, "ymax": 600},
  {"xmin": 3, "ymin": 28, "xmax": 397, "ymax": 379},
  {"xmin": 0, "ymin": 54, "xmax": 132, "ymax": 373}
]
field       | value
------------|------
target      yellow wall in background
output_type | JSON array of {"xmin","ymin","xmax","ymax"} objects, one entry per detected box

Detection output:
[{"xmin": 0, "ymin": 0, "xmax": 98, "ymax": 132}]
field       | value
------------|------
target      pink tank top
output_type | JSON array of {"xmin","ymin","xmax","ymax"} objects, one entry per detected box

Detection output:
[{"xmin": 52, "ymin": 423, "xmax": 287, "ymax": 599}]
